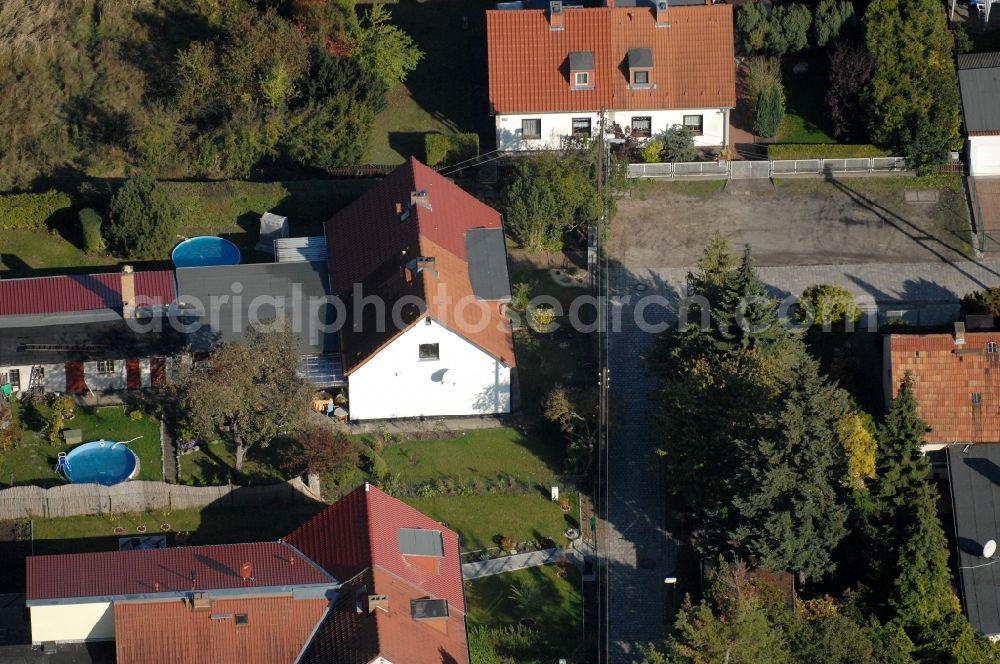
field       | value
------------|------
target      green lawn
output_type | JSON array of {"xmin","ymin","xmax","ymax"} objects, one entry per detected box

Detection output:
[
  {"xmin": 776, "ymin": 56, "xmax": 837, "ymax": 145},
  {"xmin": 465, "ymin": 563, "xmax": 586, "ymax": 663},
  {"xmin": 1, "ymin": 402, "xmax": 162, "ymax": 486},
  {"xmin": 0, "ymin": 179, "xmax": 375, "ymax": 277},
  {"xmin": 364, "ymin": 0, "xmax": 494, "ymax": 163},
  {"xmin": 177, "ymin": 437, "xmax": 286, "ymax": 487},
  {"xmin": 30, "ymin": 503, "xmax": 325, "ymax": 555},
  {"xmin": 405, "ymin": 492, "xmax": 579, "ymax": 552},
  {"xmin": 380, "ymin": 427, "xmax": 563, "ymax": 485}
]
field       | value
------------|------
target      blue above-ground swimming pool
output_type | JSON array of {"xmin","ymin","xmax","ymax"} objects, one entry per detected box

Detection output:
[
  {"xmin": 172, "ymin": 236, "xmax": 241, "ymax": 268},
  {"xmin": 62, "ymin": 441, "xmax": 139, "ymax": 486}
]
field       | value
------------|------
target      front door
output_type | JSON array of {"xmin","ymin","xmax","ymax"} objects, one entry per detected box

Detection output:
[
  {"xmin": 150, "ymin": 357, "xmax": 166, "ymax": 387},
  {"xmin": 126, "ymin": 359, "xmax": 141, "ymax": 390},
  {"xmin": 65, "ymin": 362, "xmax": 85, "ymax": 394}
]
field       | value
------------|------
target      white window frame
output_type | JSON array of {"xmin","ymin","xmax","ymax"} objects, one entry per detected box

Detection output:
[
  {"xmin": 572, "ymin": 117, "xmax": 592, "ymax": 137},
  {"xmin": 631, "ymin": 116, "xmax": 652, "ymax": 138},
  {"xmin": 633, "ymin": 70, "xmax": 649, "ymax": 85},
  {"xmin": 574, "ymin": 71, "xmax": 589, "ymax": 87},
  {"xmin": 95, "ymin": 360, "xmax": 116, "ymax": 375}
]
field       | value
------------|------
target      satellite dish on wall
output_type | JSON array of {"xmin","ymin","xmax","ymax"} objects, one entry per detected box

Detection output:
[
  {"xmin": 984, "ymin": 540, "xmax": 997, "ymax": 558},
  {"xmin": 430, "ymin": 368, "xmax": 449, "ymax": 383}
]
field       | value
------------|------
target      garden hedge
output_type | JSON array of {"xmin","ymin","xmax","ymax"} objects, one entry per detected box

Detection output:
[
  {"xmin": 425, "ymin": 132, "xmax": 480, "ymax": 167},
  {"xmin": 78, "ymin": 208, "xmax": 105, "ymax": 254},
  {"xmin": 0, "ymin": 190, "xmax": 73, "ymax": 230},
  {"xmin": 768, "ymin": 144, "xmax": 893, "ymax": 160}
]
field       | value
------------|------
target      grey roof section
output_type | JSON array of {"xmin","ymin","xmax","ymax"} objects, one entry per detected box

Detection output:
[
  {"xmin": 276, "ymin": 236, "xmax": 328, "ymax": 264},
  {"xmin": 174, "ymin": 262, "xmax": 337, "ymax": 354},
  {"xmin": 0, "ymin": 308, "xmax": 122, "ymax": 329},
  {"xmin": 397, "ymin": 528, "xmax": 444, "ymax": 557},
  {"xmin": 959, "ymin": 52, "xmax": 1000, "ymax": 70},
  {"xmin": 958, "ymin": 65, "xmax": 1000, "ymax": 133},
  {"xmin": 465, "ymin": 228, "xmax": 512, "ymax": 301},
  {"xmin": 0, "ymin": 318, "xmax": 185, "ymax": 365},
  {"xmin": 948, "ymin": 444, "xmax": 1000, "ymax": 637},
  {"xmin": 569, "ymin": 50, "xmax": 595, "ymax": 71},
  {"xmin": 628, "ymin": 47, "xmax": 653, "ymax": 69}
]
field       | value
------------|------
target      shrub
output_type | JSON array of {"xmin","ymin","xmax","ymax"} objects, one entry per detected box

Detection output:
[
  {"xmin": 825, "ymin": 44, "xmax": 876, "ymax": 143},
  {"xmin": 813, "ymin": 0, "xmax": 855, "ymax": 48},
  {"xmin": 424, "ymin": 132, "xmax": 479, "ymax": 167},
  {"xmin": 129, "ymin": 410, "xmax": 144, "ymax": 422},
  {"xmin": 767, "ymin": 144, "xmax": 891, "ymax": 160},
  {"xmin": 962, "ymin": 287, "xmax": 1000, "ymax": 318},
  {"xmin": 744, "ymin": 56, "xmax": 782, "ymax": 109},
  {"xmin": 106, "ymin": 172, "xmax": 181, "ymax": 260},
  {"xmin": 753, "ymin": 85, "xmax": 785, "ymax": 138},
  {"xmin": 641, "ymin": 139, "xmax": 664, "ymax": 163},
  {"xmin": 659, "ymin": 126, "xmax": 698, "ymax": 163},
  {"xmin": 797, "ymin": 284, "xmax": 862, "ymax": 327},
  {"xmin": 78, "ymin": 208, "xmax": 105, "ymax": 254},
  {"xmin": 511, "ymin": 282, "xmax": 531, "ymax": 311},
  {"xmin": 284, "ymin": 425, "xmax": 360, "ymax": 477},
  {"xmin": 528, "ymin": 304, "xmax": 557, "ymax": 331},
  {"xmin": 0, "ymin": 191, "xmax": 73, "ymax": 231}
]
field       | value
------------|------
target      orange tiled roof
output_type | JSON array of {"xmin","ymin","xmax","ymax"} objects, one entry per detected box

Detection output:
[
  {"xmin": 113, "ymin": 596, "xmax": 328, "ymax": 664},
  {"xmin": 887, "ymin": 332, "xmax": 1000, "ymax": 443},
  {"xmin": 486, "ymin": 4, "xmax": 736, "ymax": 114},
  {"xmin": 326, "ymin": 158, "xmax": 515, "ymax": 373}
]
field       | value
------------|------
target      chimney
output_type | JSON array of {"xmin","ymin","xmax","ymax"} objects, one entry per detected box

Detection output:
[
  {"xmin": 121, "ymin": 265, "xmax": 136, "ymax": 319},
  {"xmin": 954, "ymin": 321, "xmax": 967, "ymax": 346},
  {"xmin": 410, "ymin": 189, "xmax": 431, "ymax": 210},
  {"xmin": 365, "ymin": 594, "xmax": 389, "ymax": 614},
  {"xmin": 655, "ymin": 0, "xmax": 670, "ymax": 28},
  {"xmin": 549, "ymin": 1, "xmax": 565, "ymax": 31}
]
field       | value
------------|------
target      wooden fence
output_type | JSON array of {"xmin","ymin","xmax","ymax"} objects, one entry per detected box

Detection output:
[{"xmin": 0, "ymin": 478, "xmax": 320, "ymax": 520}]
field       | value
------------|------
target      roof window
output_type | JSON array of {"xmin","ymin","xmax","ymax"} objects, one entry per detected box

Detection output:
[
  {"xmin": 628, "ymin": 48, "xmax": 653, "ymax": 88},
  {"xmin": 411, "ymin": 598, "xmax": 449, "ymax": 621}
]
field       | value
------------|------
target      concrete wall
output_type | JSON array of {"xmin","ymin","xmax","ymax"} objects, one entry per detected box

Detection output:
[
  {"xmin": 348, "ymin": 318, "xmax": 511, "ymax": 420},
  {"xmin": 496, "ymin": 108, "xmax": 728, "ymax": 150},
  {"xmin": 0, "ymin": 365, "xmax": 31, "ymax": 392},
  {"xmin": 1, "ymin": 358, "xmax": 160, "ymax": 393},
  {"xmin": 969, "ymin": 135, "xmax": 1000, "ymax": 176},
  {"xmin": 83, "ymin": 360, "xmax": 127, "ymax": 392},
  {"xmin": 30, "ymin": 602, "xmax": 114, "ymax": 644}
]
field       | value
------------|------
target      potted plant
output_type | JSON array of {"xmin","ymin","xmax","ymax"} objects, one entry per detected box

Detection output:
[{"xmin": 559, "ymin": 495, "xmax": 571, "ymax": 512}]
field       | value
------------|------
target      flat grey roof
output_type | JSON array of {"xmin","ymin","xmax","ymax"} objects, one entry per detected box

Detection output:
[
  {"xmin": 958, "ymin": 56, "xmax": 1000, "ymax": 133},
  {"xmin": 398, "ymin": 528, "xmax": 444, "ymax": 557},
  {"xmin": 465, "ymin": 228, "xmax": 512, "ymax": 301},
  {"xmin": 569, "ymin": 51, "xmax": 595, "ymax": 71},
  {"xmin": 628, "ymin": 47, "xmax": 653, "ymax": 69},
  {"xmin": 948, "ymin": 444, "xmax": 1000, "ymax": 637},
  {"xmin": 175, "ymin": 262, "xmax": 337, "ymax": 354}
]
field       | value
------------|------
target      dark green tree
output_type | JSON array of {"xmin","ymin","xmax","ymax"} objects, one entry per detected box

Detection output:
[
  {"xmin": 282, "ymin": 93, "xmax": 375, "ymax": 169},
  {"xmin": 660, "ymin": 125, "xmax": 699, "ymax": 163},
  {"xmin": 733, "ymin": 354, "xmax": 851, "ymax": 581},
  {"xmin": 714, "ymin": 245, "xmax": 785, "ymax": 351},
  {"xmin": 900, "ymin": 108, "xmax": 953, "ymax": 175},
  {"xmin": 105, "ymin": 172, "xmax": 180, "ymax": 260},
  {"xmin": 766, "ymin": 4, "xmax": 812, "ymax": 55},
  {"xmin": 735, "ymin": 1, "xmax": 771, "ymax": 54},
  {"xmin": 753, "ymin": 85, "xmax": 785, "ymax": 138},
  {"xmin": 813, "ymin": 0, "xmax": 855, "ymax": 48}
]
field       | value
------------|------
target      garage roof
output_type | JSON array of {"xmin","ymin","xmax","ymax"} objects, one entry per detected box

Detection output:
[{"xmin": 958, "ymin": 53, "xmax": 1000, "ymax": 134}]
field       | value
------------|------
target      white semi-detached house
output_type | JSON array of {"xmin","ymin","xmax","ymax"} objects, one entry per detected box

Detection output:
[
  {"xmin": 324, "ymin": 158, "xmax": 516, "ymax": 421},
  {"xmin": 486, "ymin": 0, "xmax": 737, "ymax": 151}
]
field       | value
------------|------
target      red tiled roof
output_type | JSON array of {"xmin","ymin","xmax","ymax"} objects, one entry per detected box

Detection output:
[
  {"xmin": 26, "ymin": 542, "xmax": 332, "ymax": 602},
  {"xmin": 285, "ymin": 484, "xmax": 469, "ymax": 664},
  {"xmin": 325, "ymin": 158, "xmax": 515, "ymax": 372},
  {"xmin": 113, "ymin": 596, "xmax": 328, "ymax": 664},
  {"xmin": 486, "ymin": 5, "xmax": 736, "ymax": 114},
  {"xmin": 887, "ymin": 332, "xmax": 1000, "ymax": 443},
  {"xmin": 0, "ymin": 270, "xmax": 175, "ymax": 317}
]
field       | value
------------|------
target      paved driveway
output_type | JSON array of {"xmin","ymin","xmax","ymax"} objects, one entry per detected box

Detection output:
[{"xmin": 612, "ymin": 178, "xmax": 973, "ymax": 270}]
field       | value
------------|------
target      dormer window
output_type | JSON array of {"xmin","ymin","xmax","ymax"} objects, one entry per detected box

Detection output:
[
  {"xmin": 569, "ymin": 51, "xmax": 594, "ymax": 89},
  {"xmin": 627, "ymin": 48, "xmax": 652, "ymax": 88}
]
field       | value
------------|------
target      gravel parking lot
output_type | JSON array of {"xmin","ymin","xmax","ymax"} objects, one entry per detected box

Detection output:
[{"xmin": 611, "ymin": 176, "xmax": 973, "ymax": 269}]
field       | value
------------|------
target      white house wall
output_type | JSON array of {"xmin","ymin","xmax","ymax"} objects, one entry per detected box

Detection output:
[
  {"xmin": 30, "ymin": 602, "xmax": 114, "ymax": 644},
  {"xmin": 496, "ymin": 108, "xmax": 728, "ymax": 150},
  {"xmin": 347, "ymin": 318, "xmax": 511, "ymax": 420},
  {"xmin": 969, "ymin": 135, "xmax": 1000, "ymax": 176}
]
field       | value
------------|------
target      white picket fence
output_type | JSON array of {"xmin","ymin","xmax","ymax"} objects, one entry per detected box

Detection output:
[{"xmin": 627, "ymin": 156, "xmax": 908, "ymax": 179}]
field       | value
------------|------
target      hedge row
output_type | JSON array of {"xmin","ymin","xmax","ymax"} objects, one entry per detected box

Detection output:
[
  {"xmin": 78, "ymin": 208, "xmax": 105, "ymax": 254},
  {"xmin": 767, "ymin": 144, "xmax": 893, "ymax": 160},
  {"xmin": 425, "ymin": 132, "xmax": 479, "ymax": 167},
  {"xmin": 0, "ymin": 190, "xmax": 74, "ymax": 230}
]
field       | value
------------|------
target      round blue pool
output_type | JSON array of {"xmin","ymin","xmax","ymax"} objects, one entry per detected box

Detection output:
[
  {"xmin": 63, "ymin": 441, "xmax": 139, "ymax": 486},
  {"xmin": 172, "ymin": 236, "xmax": 241, "ymax": 268}
]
